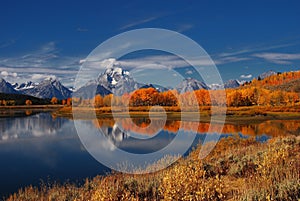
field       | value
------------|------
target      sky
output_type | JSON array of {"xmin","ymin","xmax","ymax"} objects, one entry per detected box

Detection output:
[{"xmin": 0, "ymin": 0, "xmax": 300, "ymax": 87}]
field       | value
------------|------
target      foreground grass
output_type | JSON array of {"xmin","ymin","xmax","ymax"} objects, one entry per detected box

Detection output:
[{"xmin": 6, "ymin": 136, "xmax": 300, "ymax": 201}]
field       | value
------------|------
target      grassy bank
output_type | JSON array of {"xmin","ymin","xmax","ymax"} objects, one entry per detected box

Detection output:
[
  {"xmin": 6, "ymin": 135, "xmax": 300, "ymax": 201},
  {"xmin": 0, "ymin": 105, "xmax": 64, "ymax": 118},
  {"xmin": 52, "ymin": 105, "xmax": 300, "ymax": 123}
]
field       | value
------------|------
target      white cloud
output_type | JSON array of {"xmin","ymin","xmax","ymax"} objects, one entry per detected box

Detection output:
[
  {"xmin": 1, "ymin": 70, "xmax": 18, "ymax": 78},
  {"xmin": 0, "ymin": 42, "xmax": 59, "ymax": 68},
  {"xmin": 0, "ymin": 42, "xmax": 83, "ymax": 86},
  {"xmin": 120, "ymin": 16, "xmax": 159, "ymax": 30},
  {"xmin": 79, "ymin": 59, "xmax": 86, "ymax": 64},
  {"xmin": 219, "ymin": 43, "xmax": 296, "ymax": 57},
  {"xmin": 252, "ymin": 52, "xmax": 300, "ymax": 64},
  {"xmin": 214, "ymin": 42, "xmax": 298, "ymax": 65},
  {"xmin": 117, "ymin": 55, "xmax": 215, "ymax": 69},
  {"xmin": 1, "ymin": 71, "xmax": 8, "ymax": 76},
  {"xmin": 31, "ymin": 74, "xmax": 56, "ymax": 81},
  {"xmin": 240, "ymin": 74, "xmax": 252, "ymax": 79},
  {"xmin": 215, "ymin": 56, "xmax": 249, "ymax": 64},
  {"xmin": 185, "ymin": 70, "xmax": 193, "ymax": 75},
  {"xmin": 100, "ymin": 58, "xmax": 117, "ymax": 69}
]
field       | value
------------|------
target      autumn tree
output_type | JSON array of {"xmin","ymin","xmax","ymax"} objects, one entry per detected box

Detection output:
[
  {"xmin": 71, "ymin": 97, "xmax": 81, "ymax": 106},
  {"xmin": 51, "ymin": 97, "xmax": 58, "ymax": 104},
  {"xmin": 66, "ymin": 98, "xmax": 72, "ymax": 106},
  {"xmin": 103, "ymin": 94, "xmax": 113, "ymax": 107},
  {"xmin": 94, "ymin": 94, "xmax": 104, "ymax": 107},
  {"xmin": 25, "ymin": 99, "xmax": 32, "ymax": 105},
  {"xmin": 129, "ymin": 88, "xmax": 160, "ymax": 106},
  {"xmin": 1, "ymin": 100, "xmax": 7, "ymax": 106}
]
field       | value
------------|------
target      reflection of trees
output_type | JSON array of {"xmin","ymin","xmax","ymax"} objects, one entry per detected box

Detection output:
[{"xmin": 92, "ymin": 118, "xmax": 300, "ymax": 137}]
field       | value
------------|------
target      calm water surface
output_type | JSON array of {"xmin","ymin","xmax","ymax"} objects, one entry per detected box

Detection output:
[{"xmin": 0, "ymin": 112, "xmax": 299, "ymax": 198}]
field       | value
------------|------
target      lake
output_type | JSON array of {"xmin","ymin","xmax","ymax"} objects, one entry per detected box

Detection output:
[{"xmin": 0, "ymin": 112, "xmax": 299, "ymax": 198}]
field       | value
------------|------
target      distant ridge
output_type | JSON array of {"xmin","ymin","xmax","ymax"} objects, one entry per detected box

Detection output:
[
  {"xmin": 0, "ymin": 78, "xmax": 19, "ymax": 94},
  {"xmin": 176, "ymin": 78, "xmax": 209, "ymax": 93},
  {"xmin": 2, "ymin": 68, "xmax": 298, "ymax": 101},
  {"xmin": 258, "ymin": 70, "xmax": 277, "ymax": 80}
]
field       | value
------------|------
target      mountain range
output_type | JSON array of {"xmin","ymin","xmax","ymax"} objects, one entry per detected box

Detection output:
[{"xmin": 0, "ymin": 66, "xmax": 277, "ymax": 100}]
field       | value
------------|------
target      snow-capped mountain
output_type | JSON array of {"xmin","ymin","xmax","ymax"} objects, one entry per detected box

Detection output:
[
  {"xmin": 209, "ymin": 79, "xmax": 242, "ymax": 89},
  {"xmin": 14, "ymin": 81, "xmax": 37, "ymax": 90},
  {"xmin": 224, "ymin": 79, "xmax": 240, "ymax": 88},
  {"xmin": 73, "ymin": 80, "xmax": 112, "ymax": 99},
  {"xmin": 0, "ymin": 78, "xmax": 19, "ymax": 94},
  {"xmin": 258, "ymin": 70, "xmax": 277, "ymax": 80},
  {"xmin": 74, "ymin": 65, "xmax": 173, "ymax": 98},
  {"xmin": 176, "ymin": 78, "xmax": 209, "ymax": 93},
  {"xmin": 75, "ymin": 65, "xmax": 157, "ymax": 98},
  {"xmin": 97, "ymin": 66, "xmax": 139, "ymax": 96},
  {"xmin": 208, "ymin": 83, "xmax": 223, "ymax": 90},
  {"xmin": 22, "ymin": 78, "xmax": 72, "ymax": 99}
]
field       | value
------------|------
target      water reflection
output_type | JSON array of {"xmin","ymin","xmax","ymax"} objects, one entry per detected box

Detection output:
[
  {"xmin": 0, "ymin": 113, "xmax": 66, "ymax": 141},
  {"xmin": 0, "ymin": 112, "xmax": 299, "ymax": 197},
  {"xmin": 1, "ymin": 113, "xmax": 299, "ymax": 144},
  {"xmin": 0, "ymin": 113, "xmax": 108, "ymax": 198},
  {"xmin": 94, "ymin": 118, "xmax": 176, "ymax": 152},
  {"xmin": 93, "ymin": 118, "xmax": 300, "ymax": 138},
  {"xmin": 75, "ymin": 117, "xmax": 300, "ymax": 173}
]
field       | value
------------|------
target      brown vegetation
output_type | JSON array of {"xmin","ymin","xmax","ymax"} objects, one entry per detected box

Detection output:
[{"xmin": 6, "ymin": 136, "xmax": 300, "ymax": 201}]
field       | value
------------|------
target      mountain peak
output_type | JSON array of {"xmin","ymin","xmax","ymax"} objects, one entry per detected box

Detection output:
[
  {"xmin": 258, "ymin": 70, "xmax": 277, "ymax": 80},
  {"xmin": 176, "ymin": 78, "xmax": 209, "ymax": 93},
  {"xmin": 0, "ymin": 78, "xmax": 19, "ymax": 94},
  {"xmin": 13, "ymin": 78, "xmax": 72, "ymax": 99},
  {"xmin": 43, "ymin": 76, "xmax": 57, "ymax": 83},
  {"xmin": 97, "ymin": 64, "xmax": 135, "ymax": 96},
  {"xmin": 224, "ymin": 79, "xmax": 240, "ymax": 88}
]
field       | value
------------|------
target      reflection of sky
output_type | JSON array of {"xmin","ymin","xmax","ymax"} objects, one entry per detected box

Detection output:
[
  {"xmin": 0, "ymin": 114, "xmax": 108, "ymax": 198},
  {"xmin": 0, "ymin": 113, "xmax": 67, "ymax": 142}
]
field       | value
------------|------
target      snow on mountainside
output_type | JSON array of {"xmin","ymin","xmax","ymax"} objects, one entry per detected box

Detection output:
[
  {"xmin": 0, "ymin": 78, "xmax": 19, "ymax": 94},
  {"xmin": 224, "ymin": 79, "xmax": 240, "ymax": 88},
  {"xmin": 176, "ymin": 78, "xmax": 209, "ymax": 93},
  {"xmin": 258, "ymin": 70, "xmax": 277, "ymax": 80},
  {"xmin": 209, "ymin": 79, "xmax": 242, "ymax": 90},
  {"xmin": 14, "ymin": 81, "xmax": 37, "ymax": 90},
  {"xmin": 21, "ymin": 78, "xmax": 71, "ymax": 99},
  {"xmin": 97, "ymin": 65, "xmax": 139, "ymax": 96},
  {"xmin": 3, "ymin": 65, "xmax": 278, "ymax": 100}
]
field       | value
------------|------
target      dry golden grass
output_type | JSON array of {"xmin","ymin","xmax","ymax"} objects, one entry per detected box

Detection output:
[{"xmin": 6, "ymin": 136, "xmax": 300, "ymax": 201}]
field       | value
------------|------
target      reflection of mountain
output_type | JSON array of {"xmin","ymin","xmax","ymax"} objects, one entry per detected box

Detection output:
[
  {"xmin": 0, "ymin": 113, "xmax": 67, "ymax": 142},
  {"xmin": 91, "ymin": 118, "xmax": 176, "ymax": 153},
  {"xmin": 98, "ymin": 123, "xmax": 128, "ymax": 144}
]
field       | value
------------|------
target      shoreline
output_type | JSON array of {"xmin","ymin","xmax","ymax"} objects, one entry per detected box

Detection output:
[
  {"xmin": 53, "ymin": 106, "xmax": 300, "ymax": 124},
  {"xmin": 1, "ymin": 105, "xmax": 300, "ymax": 123}
]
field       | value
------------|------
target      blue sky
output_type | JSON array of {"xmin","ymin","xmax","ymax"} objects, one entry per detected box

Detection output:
[{"xmin": 0, "ymin": 0, "xmax": 300, "ymax": 86}]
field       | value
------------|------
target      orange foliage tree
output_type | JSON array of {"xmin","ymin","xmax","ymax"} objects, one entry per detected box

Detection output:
[{"xmin": 51, "ymin": 97, "xmax": 58, "ymax": 104}]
